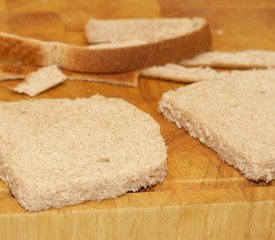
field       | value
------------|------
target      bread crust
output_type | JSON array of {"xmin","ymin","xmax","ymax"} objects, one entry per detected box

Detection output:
[
  {"xmin": 141, "ymin": 63, "xmax": 275, "ymax": 83},
  {"xmin": 0, "ymin": 63, "xmax": 139, "ymax": 87},
  {"xmin": 180, "ymin": 50, "xmax": 275, "ymax": 69},
  {"xmin": 0, "ymin": 22, "xmax": 211, "ymax": 73}
]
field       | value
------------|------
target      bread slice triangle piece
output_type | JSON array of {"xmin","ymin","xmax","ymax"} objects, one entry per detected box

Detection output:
[
  {"xmin": 0, "ymin": 18, "xmax": 210, "ymax": 73},
  {"xmin": 13, "ymin": 65, "xmax": 67, "ymax": 97},
  {"xmin": 159, "ymin": 78, "xmax": 275, "ymax": 182},
  {"xmin": 180, "ymin": 50, "xmax": 275, "ymax": 69},
  {"xmin": 141, "ymin": 63, "xmax": 275, "ymax": 83},
  {"xmin": 0, "ymin": 95, "xmax": 167, "ymax": 211}
]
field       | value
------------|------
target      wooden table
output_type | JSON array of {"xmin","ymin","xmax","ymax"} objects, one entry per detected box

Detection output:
[{"xmin": 0, "ymin": 0, "xmax": 274, "ymax": 239}]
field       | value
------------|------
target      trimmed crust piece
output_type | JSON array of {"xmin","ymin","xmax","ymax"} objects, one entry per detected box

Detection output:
[
  {"xmin": 0, "ymin": 17, "xmax": 211, "ymax": 73},
  {"xmin": 0, "ymin": 64, "xmax": 139, "ymax": 87},
  {"xmin": 180, "ymin": 50, "xmax": 275, "ymax": 69},
  {"xmin": 159, "ymin": 78, "xmax": 275, "ymax": 182},
  {"xmin": 141, "ymin": 63, "xmax": 275, "ymax": 83},
  {"xmin": 0, "ymin": 95, "xmax": 167, "ymax": 211}
]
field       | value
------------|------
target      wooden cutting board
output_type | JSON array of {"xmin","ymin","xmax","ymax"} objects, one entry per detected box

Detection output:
[{"xmin": 0, "ymin": 0, "xmax": 274, "ymax": 239}]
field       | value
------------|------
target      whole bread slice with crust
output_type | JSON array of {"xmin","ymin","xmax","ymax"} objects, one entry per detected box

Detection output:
[
  {"xmin": 0, "ymin": 18, "xmax": 211, "ymax": 73},
  {"xmin": 180, "ymin": 50, "xmax": 275, "ymax": 69},
  {"xmin": 0, "ymin": 95, "xmax": 167, "ymax": 211},
  {"xmin": 159, "ymin": 78, "xmax": 275, "ymax": 182},
  {"xmin": 141, "ymin": 63, "xmax": 275, "ymax": 83}
]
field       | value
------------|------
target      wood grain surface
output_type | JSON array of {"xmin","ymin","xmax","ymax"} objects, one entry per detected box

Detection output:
[{"xmin": 0, "ymin": 0, "xmax": 274, "ymax": 239}]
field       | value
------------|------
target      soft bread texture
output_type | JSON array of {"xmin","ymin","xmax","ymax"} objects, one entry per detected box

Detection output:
[
  {"xmin": 180, "ymin": 50, "xmax": 275, "ymax": 69},
  {"xmin": 0, "ymin": 18, "xmax": 211, "ymax": 73},
  {"xmin": 141, "ymin": 63, "xmax": 275, "ymax": 83},
  {"xmin": 159, "ymin": 78, "xmax": 275, "ymax": 182},
  {"xmin": 13, "ymin": 65, "xmax": 67, "ymax": 97},
  {"xmin": 0, "ymin": 64, "xmax": 139, "ymax": 87},
  {"xmin": 86, "ymin": 18, "xmax": 208, "ymax": 43},
  {"xmin": 0, "ymin": 95, "xmax": 167, "ymax": 211}
]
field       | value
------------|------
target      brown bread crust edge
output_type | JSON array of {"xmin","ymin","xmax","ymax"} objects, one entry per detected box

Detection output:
[{"xmin": 0, "ymin": 23, "xmax": 211, "ymax": 73}]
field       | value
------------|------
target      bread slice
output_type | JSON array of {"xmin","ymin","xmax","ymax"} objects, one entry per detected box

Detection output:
[
  {"xmin": 180, "ymin": 50, "xmax": 275, "ymax": 69},
  {"xmin": 0, "ymin": 18, "xmax": 210, "ymax": 73},
  {"xmin": 141, "ymin": 63, "xmax": 275, "ymax": 83},
  {"xmin": 13, "ymin": 65, "xmax": 67, "ymax": 97},
  {"xmin": 159, "ymin": 78, "xmax": 275, "ymax": 182},
  {"xmin": 0, "ymin": 95, "xmax": 167, "ymax": 211}
]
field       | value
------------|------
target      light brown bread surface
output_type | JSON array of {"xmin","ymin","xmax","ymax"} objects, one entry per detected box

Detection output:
[
  {"xmin": 0, "ymin": 95, "xmax": 167, "ymax": 211},
  {"xmin": 159, "ymin": 78, "xmax": 275, "ymax": 182},
  {"xmin": 0, "ymin": 18, "xmax": 211, "ymax": 73},
  {"xmin": 86, "ymin": 18, "xmax": 207, "ymax": 43},
  {"xmin": 13, "ymin": 65, "xmax": 67, "ymax": 97},
  {"xmin": 141, "ymin": 63, "xmax": 275, "ymax": 83},
  {"xmin": 180, "ymin": 50, "xmax": 275, "ymax": 69}
]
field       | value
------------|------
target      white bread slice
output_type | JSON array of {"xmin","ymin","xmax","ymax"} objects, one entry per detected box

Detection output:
[
  {"xmin": 13, "ymin": 65, "xmax": 67, "ymax": 97},
  {"xmin": 141, "ymin": 63, "xmax": 275, "ymax": 83},
  {"xmin": 159, "ymin": 78, "xmax": 275, "ymax": 182},
  {"xmin": 0, "ymin": 95, "xmax": 167, "ymax": 211},
  {"xmin": 0, "ymin": 18, "xmax": 211, "ymax": 73},
  {"xmin": 180, "ymin": 50, "xmax": 275, "ymax": 69}
]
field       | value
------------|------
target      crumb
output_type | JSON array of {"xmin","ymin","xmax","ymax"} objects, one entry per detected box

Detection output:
[{"xmin": 216, "ymin": 29, "xmax": 224, "ymax": 35}]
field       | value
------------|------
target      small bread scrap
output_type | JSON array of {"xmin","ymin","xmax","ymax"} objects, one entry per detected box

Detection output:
[
  {"xmin": 0, "ymin": 95, "xmax": 167, "ymax": 211},
  {"xmin": 13, "ymin": 65, "xmax": 66, "ymax": 97},
  {"xmin": 141, "ymin": 63, "xmax": 275, "ymax": 83},
  {"xmin": 180, "ymin": 50, "xmax": 275, "ymax": 69},
  {"xmin": 159, "ymin": 78, "xmax": 275, "ymax": 182}
]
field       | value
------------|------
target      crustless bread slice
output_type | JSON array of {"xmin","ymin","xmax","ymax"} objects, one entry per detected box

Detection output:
[
  {"xmin": 0, "ymin": 95, "xmax": 167, "ymax": 211},
  {"xmin": 159, "ymin": 78, "xmax": 275, "ymax": 182},
  {"xmin": 180, "ymin": 50, "xmax": 275, "ymax": 69}
]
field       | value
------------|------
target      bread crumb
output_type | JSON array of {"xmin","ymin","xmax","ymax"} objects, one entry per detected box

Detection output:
[{"xmin": 216, "ymin": 29, "xmax": 224, "ymax": 35}]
